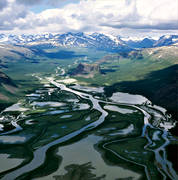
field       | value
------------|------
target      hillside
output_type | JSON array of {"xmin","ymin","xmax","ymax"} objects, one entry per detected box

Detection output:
[
  {"xmin": 72, "ymin": 45, "xmax": 178, "ymax": 123},
  {"xmin": 0, "ymin": 44, "xmax": 36, "ymax": 69},
  {"xmin": 68, "ymin": 63, "xmax": 100, "ymax": 78},
  {"xmin": 0, "ymin": 71, "xmax": 18, "ymax": 109},
  {"xmin": 74, "ymin": 45, "xmax": 178, "ymax": 85},
  {"xmin": 0, "ymin": 44, "xmax": 34, "ymax": 60},
  {"xmin": 104, "ymin": 65, "xmax": 178, "ymax": 117},
  {"xmin": 0, "ymin": 71, "xmax": 16, "ymax": 86}
]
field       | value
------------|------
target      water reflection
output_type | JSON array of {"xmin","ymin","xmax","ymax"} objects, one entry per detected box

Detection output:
[{"xmin": 0, "ymin": 77, "xmax": 177, "ymax": 180}]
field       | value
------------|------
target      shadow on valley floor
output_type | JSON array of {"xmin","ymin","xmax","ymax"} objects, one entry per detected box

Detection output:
[
  {"xmin": 105, "ymin": 64, "xmax": 178, "ymax": 121},
  {"xmin": 44, "ymin": 50, "xmax": 85, "ymax": 59},
  {"xmin": 53, "ymin": 162, "xmax": 106, "ymax": 180},
  {"xmin": 105, "ymin": 64, "xmax": 178, "ymax": 171}
]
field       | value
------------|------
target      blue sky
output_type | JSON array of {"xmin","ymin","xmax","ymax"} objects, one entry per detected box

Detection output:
[
  {"xmin": 30, "ymin": 0, "xmax": 80, "ymax": 13},
  {"xmin": 0, "ymin": 0, "xmax": 177, "ymax": 37}
]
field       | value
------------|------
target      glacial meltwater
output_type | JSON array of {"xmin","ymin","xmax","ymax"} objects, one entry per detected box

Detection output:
[{"xmin": 0, "ymin": 75, "xmax": 177, "ymax": 180}]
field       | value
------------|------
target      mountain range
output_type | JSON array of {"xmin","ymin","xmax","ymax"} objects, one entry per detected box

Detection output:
[
  {"xmin": 0, "ymin": 32, "xmax": 177, "ymax": 135},
  {"xmin": 0, "ymin": 33, "xmax": 178, "ymax": 52}
]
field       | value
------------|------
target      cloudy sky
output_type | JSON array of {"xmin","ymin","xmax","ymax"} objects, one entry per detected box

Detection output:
[{"xmin": 0, "ymin": 0, "xmax": 178, "ymax": 37}]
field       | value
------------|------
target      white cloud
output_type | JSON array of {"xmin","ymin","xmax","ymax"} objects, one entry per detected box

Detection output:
[
  {"xmin": 0, "ymin": 0, "xmax": 178, "ymax": 36},
  {"xmin": 0, "ymin": 0, "xmax": 8, "ymax": 10},
  {"xmin": 0, "ymin": 0, "xmax": 28, "ymax": 30}
]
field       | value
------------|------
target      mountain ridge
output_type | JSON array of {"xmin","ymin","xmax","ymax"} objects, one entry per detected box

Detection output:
[{"xmin": 0, "ymin": 33, "xmax": 178, "ymax": 52}]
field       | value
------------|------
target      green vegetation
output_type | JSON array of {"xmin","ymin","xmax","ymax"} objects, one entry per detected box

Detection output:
[
  {"xmin": 71, "ymin": 45, "xmax": 178, "ymax": 122},
  {"xmin": 104, "ymin": 65, "xmax": 178, "ymax": 119},
  {"xmin": 74, "ymin": 46, "xmax": 178, "ymax": 85},
  {"xmin": 105, "ymin": 138, "xmax": 162, "ymax": 180},
  {"xmin": 0, "ymin": 45, "xmax": 107, "ymax": 110},
  {"xmin": 0, "ymin": 44, "xmax": 177, "ymax": 180}
]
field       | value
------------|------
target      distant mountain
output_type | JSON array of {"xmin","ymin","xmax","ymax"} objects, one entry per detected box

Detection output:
[
  {"xmin": 0, "ymin": 33, "xmax": 177, "ymax": 52},
  {"xmin": 110, "ymin": 44, "xmax": 178, "ymax": 62},
  {"xmin": 142, "ymin": 44, "xmax": 178, "ymax": 60},
  {"xmin": 124, "ymin": 38, "xmax": 156, "ymax": 48},
  {"xmin": 123, "ymin": 35, "xmax": 178, "ymax": 49},
  {"xmin": 0, "ymin": 33, "xmax": 130, "ymax": 52},
  {"xmin": 153, "ymin": 35, "xmax": 178, "ymax": 47},
  {"xmin": 0, "ymin": 33, "xmax": 54, "ymax": 44}
]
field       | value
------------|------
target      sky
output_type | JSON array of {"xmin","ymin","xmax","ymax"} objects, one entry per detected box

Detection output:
[{"xmin": 0, "ymin": 0, "xmax": 178, "ymax": 37}]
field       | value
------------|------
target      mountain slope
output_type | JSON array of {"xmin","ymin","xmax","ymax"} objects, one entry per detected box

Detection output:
[
  {"xmin": 0, "ymin": 33, "xmax": 131, "ymax": 52},
  {"xmin": 71, "ymin": 45, "xmax": 178, "ymax": 121},
  {"xmin": 74, "ymin": 45, "xmax": 178, "ymax": 86},
  {"xmin": 124, "ymin": 38, "xmax": 156, "ymax": 48},
  {"xmin": 0, "ymin": 71, "xmax": 17, "ymax": 102},
  {"xmin": 0, "ymin": 44, "xmax": 35, "ymax": 66},
  {"xmin": 154, "ymin": 35, "xmax": 178, "ymax": 47},
  {"xmin": 0, "ymin": 33, "xmax": 178, "ymax": 52},
  {"xmin": 104, "ymin": 65, "xmax": 178, "ymax": 118},
  {"xmin": 68, "ymin": 63, "xmax": 100, "ymax": 78}
]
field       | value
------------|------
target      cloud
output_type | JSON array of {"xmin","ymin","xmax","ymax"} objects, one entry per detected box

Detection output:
[
  {"xmin": 97, "ymin": 0, "xmax": 178, "ymax": 31},
  {"xmin": 0, "ymin": 0, "xmax": 178, "ymax": 36},
  {"xmin": 16, "ymin": 0, "xmax": 43, "ymax": 6},
  {"xmin": 47, "ymin": 0, "xmax": 80, "ymax": 7},
  {"xmin": 15, "ymin": 0, "xmax": 80, "ymax": 7},
  {"xmin": 0, "ymin": 0, "xmax": 8, "ymax": 10},
  {"xmin": 0, "ymin": 0, "xmax": 28, "ymax": 30}
]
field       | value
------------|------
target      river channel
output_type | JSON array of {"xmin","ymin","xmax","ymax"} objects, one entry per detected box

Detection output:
[{"xmin": 0, "ymin": 75, "xmax": 177, "ymax": 180}]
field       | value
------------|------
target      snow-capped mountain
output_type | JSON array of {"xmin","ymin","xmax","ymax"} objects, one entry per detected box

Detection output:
[
  {"xmin": 120, "ymin": 35, "xmax": 178, "ymax": 48},
  {"xmin": 0, "ymin": 33, "xmax": 177, "ymax": 52},
  {"xmin": 0, "ymin": 33, "xmax": 55, "ymax": 44},
  {"xmin": 0, "ymin": 32, "xmax": 131, "ymax": 52},
  {"xmin": 41, "ymin": 32, "xmax": 130, "ymax": 52},
  {"xmin": 123, "ymin": 37, "xmax": 156, "ymax": 49},
  {"xmin": 153, "ymin": 35, "xmax": 178, "ymax": 47}
]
